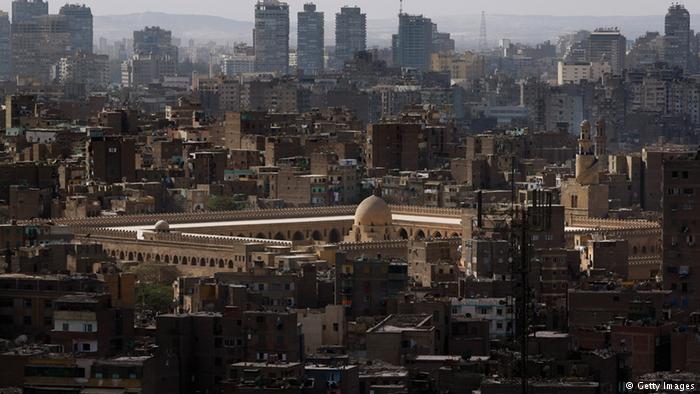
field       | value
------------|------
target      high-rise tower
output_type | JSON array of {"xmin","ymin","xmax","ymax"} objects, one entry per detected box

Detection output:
[
  {"xmin": 254, "ymin": 0, "xmax": 290, "ymax": 75},
  {"xmin": 587, "ymin": 28, "xmax": 626, "ymax": 75},
  {"xmin": 392, "ymin": 13, "xmax": 433, "ymax": 71},
  {"xmin": 297, "ymin": 3, "xmax": 324, "ymax": 75},
  {"xmin": 0, "ymin": 10, "xmax": 10, "ymax": 81},
  {"xmin": 664, "ymin": 3, "xmax": 691, "ymax": 70},
  {"xmin": 59, "ymin": 4, "xmax": 93, "ymax": 54},
  {"xmin": 334, "ymin": 6, "xmax": 366, "ymax": 70},
  {"xmin": 11, "ymin": 0, "xmax": 47, "ymax": 24}
]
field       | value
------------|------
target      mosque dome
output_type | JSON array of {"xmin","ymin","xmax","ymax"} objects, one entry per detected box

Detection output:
[
  {"xmin": 354, "ymin": 195, "xmax": 392, "ymax": 227},
  {"xmin": 154, "ymin": 220, "xmax": 170, "ymax": 232}
]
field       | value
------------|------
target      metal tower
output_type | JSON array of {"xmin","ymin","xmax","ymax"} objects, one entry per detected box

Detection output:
[{"xmin": 478, "ymin": 11, "xmax": 488, "ymax": 52}]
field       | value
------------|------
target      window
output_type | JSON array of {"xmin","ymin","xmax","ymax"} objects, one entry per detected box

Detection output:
[
  {"xmin": 111, "ymin": 373, "xmax": 120, "ymax": 379},
  {"xmin": 82, "ymin": 343, "xmax": 91, "ymax": 352},
  {"xmin": 62, "ymin": 323, "xmax": 69, "ymax": 331},
  {"xmin": 333, "ymin": 323, "xmax": 339, "ymax": 332},
  {"xmin": 83, "ymin": 323, "xmax": 93, "ymax": 332},
  {"xmin": 95, "ymin": 372, "xmax": 103, "ymax": 379}
]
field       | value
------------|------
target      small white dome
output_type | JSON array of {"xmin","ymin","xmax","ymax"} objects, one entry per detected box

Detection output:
[{"xmin": 154, "ymin": 220, "xmax": 170, "ymax": 232}]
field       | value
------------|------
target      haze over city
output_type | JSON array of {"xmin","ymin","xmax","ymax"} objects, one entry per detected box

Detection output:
[
  {"xmin": 0, "ymin": 0, "xmax": 697, "ymax": 18},
  {"xmin": 1, "ymin": 0, "xmax": 700, "ymax": 393}
]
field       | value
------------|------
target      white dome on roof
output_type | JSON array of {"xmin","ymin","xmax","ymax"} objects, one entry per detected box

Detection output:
[
  {"xmin": 154, "ymin": 220, "xmax": 170, "ymax": 232},
  {"xmin": 354, "ymin": 195, "xmax": 392, "ymax": 227}
]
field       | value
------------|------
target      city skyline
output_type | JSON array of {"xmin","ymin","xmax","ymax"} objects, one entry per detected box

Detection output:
[{"xmin": 0, "ymin": 0, "xmax": 698, "ymax": 20}]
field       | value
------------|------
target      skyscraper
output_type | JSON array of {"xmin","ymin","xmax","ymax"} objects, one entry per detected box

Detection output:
[
  {"xmin": 432, "ymin": 23, "xmax": 455, "ymax": 54},
  {"xmin": 59, "ymin": 4, "xmax": 93, "ymax": 54},
  {"xmin": 11, "ymin": 0, "xmax": 47, "ymax": 24},
  {"xmin": 121, "ymin": 26, "xmax": 178, "ymax": 87},
  {"xmin": 587, "ymin": 28, "xmax": 626, "ymax": 75},
  {"xmin": 0, "ymin": 11, "xmax": 10, "ymax": 81},
  {"xmin": 254, "ymin": 0, "xmax": 290, "ymax": 75},
  {"xmin": 297, "ymin": 3, "xmax": 324, "ymax": 75},
  {"xmin": 133, "ymin": 26, "xmax": 178, "ymax": 58},
  {"xmin": 334, "ymin": 6, "xmax": 366, "ymax": 70},
  {"xmin": 392, "ymin": 13, "xmax": 433, "ymax": 71},
  {"xmin": 664, "ymin": 3, "xmax": 691, "ymax": 71},
  {"xmin": 11, "ymin": 14, "xmax": 71, "ymax": 83}
]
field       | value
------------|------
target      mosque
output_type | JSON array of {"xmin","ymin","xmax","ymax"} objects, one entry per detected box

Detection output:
[
  {"xmin": 26, "ymin": 175, "xmax": 660, "ymax": 280},
  {"xmin": 64, "ymin": 192, "xmax": 467, "ymax": 275}
]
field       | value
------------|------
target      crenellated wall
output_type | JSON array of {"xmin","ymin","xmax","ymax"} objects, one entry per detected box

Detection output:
[{"xmin": 568, "ymin": 216, "xmax": 660, "ymax": 231}]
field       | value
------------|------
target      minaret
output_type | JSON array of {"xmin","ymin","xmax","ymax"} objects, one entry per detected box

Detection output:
[
  {"xmin": 575, "ymin": 120, "xmax": 599, "ymax": 185},
  {"xmin": 578, "ymin": 120, "xmax": 593, "ymax": 155}
]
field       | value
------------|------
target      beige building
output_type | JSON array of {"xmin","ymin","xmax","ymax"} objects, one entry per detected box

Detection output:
[
  {"xmin": 296, "ymin": 305, "xmax": 345, "ymax": 355},
  {"xmin": 557, "ymin": 61, "xmax": 611, "ymax": 85},
  {"xmin": 430, "ymin": 51, "xmax": 485, "ymax": 80}
]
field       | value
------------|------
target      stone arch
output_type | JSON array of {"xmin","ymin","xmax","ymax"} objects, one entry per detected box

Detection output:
[
  {"xmin": 173, "ymin": 256, "xmax": 179, "ymax": 264},
  {"xmin": 415, "ymin": 230, "xmax": 426, "ymax": 240},
  {"xmin": 164, "ymin": 255, "xmax": 170, "ymax": 264},
  {"xmin": 433, "ymin": 231, "xmax": 442, "ymax": 238},
  {"xmin": 199, "ymin": 258, "xmax": 206, "ymax": 267},
  {"xmin": 155, "ymin": 255, "xmax": 161, "ymax": 262},
  {"xmin": 146, "ymin": 253, "xmax": 152, "ymax": 261},
  {"xmin": 311, "ymin": 230, "xmax": 323, "ymax": 241},
  {"xmin": 329, "ymin": 228, "xmax": 341, "ymax": 243},
  {"xmin": 128, "ymin": 252, "xmax": 134, "ymax": 261},
  {"xmin": 292, "ymin": 231, "xmax": 305, "ymax": 241},
  {"xmin": 274, "ymin": 232, "xmax": 285, "ymax": 240},
  {"xmin": 228, "ymin": 260, "xmax": 234, "ymax": 269},
  {"xmin": 119, "ymin": 251, "xmax": 125, "ymax": 260},
  {"xmin": 641, "ymin": 246, "xmax": 647, "ymax": 254},
  {"xmin": 632, "ymin": 246, "xmax": 638, "ymax": 255},
  {"xmin": 209, "ymin": 259, "xmax": 216, "ymax": 267},
  {"xmin": 399, "ymin": 228, "xmax": 409, "ymax": 239},
  {"xmin": 137, "ymin": 253, "xmax": 144, "ymax": 262},
  {"xmin": 256, "ymin": 233, "xmax": 266, "ymax": 239},
  {"xmin": 218, "ymin": 259, "xmax": 225, "ymax": 268},
  {"xmin": 451, "ymin": 232, "xmax": 460, "ymax": 238},
  {"xmin": 191, "ymin": 257, "xmax": 197, "ymax": 266}
]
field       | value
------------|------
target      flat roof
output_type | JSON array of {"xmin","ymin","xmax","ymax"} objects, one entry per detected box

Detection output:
[{"xmin": 110, "ymin": 213, "xmax": 462, "ymax": 231}]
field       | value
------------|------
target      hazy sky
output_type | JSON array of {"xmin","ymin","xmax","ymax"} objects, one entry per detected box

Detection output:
[{"xmin": 0, "ymin": 0, "xmax": 696, "ymax": 19}]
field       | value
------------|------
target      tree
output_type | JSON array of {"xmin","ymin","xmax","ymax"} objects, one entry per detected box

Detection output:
[
  {"xmin": 136, "ymin": 283, "xmax": 173, "ymax": 314},
  {"xmin": 206, "ymin": 195, "xmax": 247, "ymax": 212}
]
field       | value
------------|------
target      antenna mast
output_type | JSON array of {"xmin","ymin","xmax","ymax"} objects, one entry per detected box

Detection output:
[
  {"xmin": 479, "ymin": 11, "xmax": 488, "ymax": 52},
  {"xmin": 399, "ymin": 0, "xmax": 403, "ymax": 15}
]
